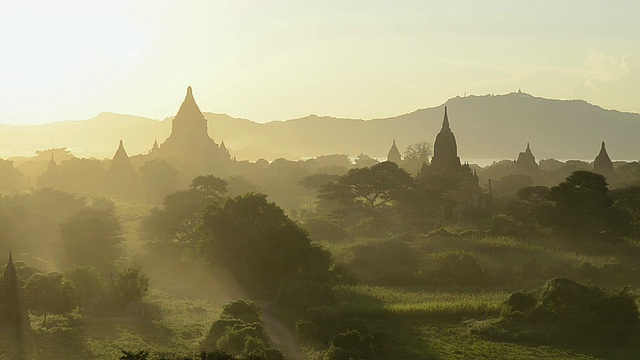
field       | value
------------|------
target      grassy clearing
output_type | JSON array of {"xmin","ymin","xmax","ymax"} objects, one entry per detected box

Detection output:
[
  {"xmin": 18, "ymin": 290, "xmax": 220, "ymax": 360},
  {"xmin": 335, "ymin": 285, "xmax": 506, "ymax": 320}
]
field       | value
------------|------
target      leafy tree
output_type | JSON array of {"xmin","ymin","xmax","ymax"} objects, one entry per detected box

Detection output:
[
  {"xmin": 298, "ymin": 174, "xmax": 340, "ymax": 191},
  {"xmin": 0, "ymin": 159, "xmax": 23, "ymax": 192},
  {"xmin": 2, "ymin": 188, "xmax": 86, "ymax": 257},
  {"xmin": 546, "ymin": 171, "xmax": 631, "ymax": 241},
  {"xmin": 402, "ymin": 141, "xmax": 432, "ymax": 176},
  {"xmin": 495, "ymin": 278, "xmax": 639, "ymax": 345},
  {"xmin": 64, "ymin": 266, "xmax": 104, "ymax": 316},
  {"xmin": 25, "ymin": 272, "xmax": 75, "ymax": 324},
  {"xmin": 59, "ymin": 206, "xmax": 122, "ymax": 273},
  {"xmin": 201, "ymin": 193, "xmax": 331, "ymax": 295},
  {"xmin": 140, "ymin": 159, "xmax": 179, "ymax": 204},
  {"xmin": 319, "ymin": 161, "xmax": 413, "ymax": 209},
  {"xmin": 506, "ymin": 185, "xmax": 554, "ymax": 229},
  {"xmin": 115, "ymin": 267, "xmax": 149, "ymax": 304},
  {"xmin": 57, "ymin": 157, "xmax": 105, "ymax": 193},
  {"xmin": 141, "ymin": 175, "xmax": 228, "ymax": 253}
]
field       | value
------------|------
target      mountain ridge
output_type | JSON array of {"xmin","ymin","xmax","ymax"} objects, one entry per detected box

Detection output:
[{"xmin": 1, "ymin": 92, "xmax": 639, "ymax": 162}]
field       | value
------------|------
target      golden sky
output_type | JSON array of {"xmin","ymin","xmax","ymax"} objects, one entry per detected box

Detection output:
[{"xmin": 1, "ymin": 0, "xmax": 639, "ymax": 124}]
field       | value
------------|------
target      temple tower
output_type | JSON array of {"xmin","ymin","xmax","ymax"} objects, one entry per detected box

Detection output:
[
  {"xmin": 430, "ymin": 106, "xmax": 461, "ymax": 173},
  {"xmin": 387, "ymin": 140, "xmax": 402, "ymax": 163},
  {"xmin": 593, "ymin": 141, "xmax": 615, "ymax": 181},
  {"xmin": 512, "ymin": 143, "xmax": 539, "ymax": 177}
]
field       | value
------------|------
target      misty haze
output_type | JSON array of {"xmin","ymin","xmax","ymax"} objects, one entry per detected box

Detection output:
[{"xmin": 2, "ymin": 2, "xmax": 640, "ymax": 360}]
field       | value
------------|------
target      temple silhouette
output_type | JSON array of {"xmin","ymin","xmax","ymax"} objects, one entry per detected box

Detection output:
[
  {"xmin": 150, "ymin": 86, "xmax": 231, "ymax": 170},
  {"xmin": 512, "ymin": 143, "xmax": 540, "ymax": 179},
  {"xmin": 386, "ymin": 140, "xmax": 401, "ymax": 163},
  {"xmin": 413, "ymin": 107, "xmax": 485, "ymax": 214},
  {"xmin": 593, "ymin": 141, "xmax": 616, "ymax": 182}
]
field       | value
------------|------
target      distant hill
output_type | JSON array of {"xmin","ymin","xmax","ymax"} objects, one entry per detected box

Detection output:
[{"xmin": 1, "ymin": 92, "xmax": 639, "ymax": 162}]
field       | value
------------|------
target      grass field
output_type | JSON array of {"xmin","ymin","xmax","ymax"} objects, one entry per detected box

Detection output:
[{"xmin": 7, "ymin": 291, "xmax": 221, "ymax": 360}]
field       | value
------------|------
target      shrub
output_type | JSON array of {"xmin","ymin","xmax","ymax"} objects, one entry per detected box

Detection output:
[
  {"xmin": 421, "ymin": 250, "xmax": 484, "ymax": 284},
  {"xmin": 348, "ymin": 239, "xmax": 419, "ymax": 285},
  {"xmin": 481, "ymin": 277, "xmax": 640, "ymax": 345},
  {"xmin": 277, "ymin": 280, "xmax": 336, "ymax": 315},
  {"xmin": 325, "ymin": 330, "xmax": 385, "ymax": 360}
]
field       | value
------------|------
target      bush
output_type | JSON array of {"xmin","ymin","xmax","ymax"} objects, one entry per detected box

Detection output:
[
  {"xmin": 201, "ymin": 300, "xmax": 284, "ymax": 359},
  {"xmin": 348, "ymin": 239, "xmax": 419, "ymax": 285},
  {"xmin": 421, "ymin": 250, "xmax": 484, "ymax": 284},
  {"xmin": 481, "ymin": 277, "xmax": 640, "ymax": 345},
  {"xmin": 325, "ymin": 330, "xmax": 385, "ymax": 360},
  {"xmin": 303, "ymin": 218, "xmax": 346, "ymax": 242},
  {"xmin": 277, "ymin": 280, "xmax": 336, "ymax": 315}
]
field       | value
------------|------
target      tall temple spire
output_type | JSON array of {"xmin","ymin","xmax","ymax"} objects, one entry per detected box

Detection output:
[
  {"xmin": 593, "ymin": 140, "xmax": 615, "ymax": 181},
  {"xmin": 431, "ymin": 107, "xmax": 460, "ymax": 173},
  {"xmin": 113, "ymin": 139, "xmax": 129, "ymax": 161},
  {"xmin": 442, "ymin": 106, "xmax": 450, "ymax": 131},
  {"xmin": 513, "ymin": 142, "xmax": 539, "ymax": 177},
  {"xmin": 387, "ymin": 139, "xmax": 401, "ymax": 163}
]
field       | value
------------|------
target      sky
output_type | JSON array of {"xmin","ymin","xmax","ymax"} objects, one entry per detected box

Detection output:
[{"xmin": 0, "ymin": 0, "xmax": 639, "ymax": 125}]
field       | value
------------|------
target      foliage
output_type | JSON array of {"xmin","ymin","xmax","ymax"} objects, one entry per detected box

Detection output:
[
  {"xmin": 24, "ymin": 272, "xmax": 76, "ymax": 324},
  {"xmin": 201, "ymin": 300, "xmax": 283, "ymax": 359},
  {"xmin": 324, "ymin": 330, "xmax": 385, "ymax": 360},
  {"xmin": 140, "ymin": 160, "xmax": 179, "ymax": 204},
  {"xmin": 59, "ymin": 206, "xmax": 122, "ymax": 273},
  {"xmin": 421, "ymin": 250, "xmax": 484, "ymax": 284},
  {"xmin": 347, "ymin": 239, "xmax": 419, "ymax": 285},
  {"xmin": 64, "ymin": 266, "xmax": 104, "ymax": 315},
  {"xmin": 402, "ymin": 141, "xmax": 432, "ymax": 176},
  {"xmin": 116, "ymin": 267, "xmax": 150, "ymax": 304},
  {"xmin": 276, "ymin": 280, "xmax": 337, "ymax": 315},
  {"xmin": 201, "ymin": 193, "xmax": 332, "ymax": 296},
  {"xmin": 141, "ymin": 175, "xmax": 228, "ymax": 254},
  {"xmin": 0, "ymin": 158, "xmax": 23, "ymax": 192},
  {"xmin": 478, "ymin": 277, "xmax": 640, "ymax": 345},
  {"xmin": 319, "ymin": 161, "xmax": 413, "ymax": 209},
  {"xmin": 546, "ymin": 171, "xmax": 631, "ymax": 242}
]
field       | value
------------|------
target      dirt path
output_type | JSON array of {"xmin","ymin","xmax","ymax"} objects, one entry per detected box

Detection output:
[{"xmin": 263, "ymin": 310, "xmax": 306, "ymax": 360}]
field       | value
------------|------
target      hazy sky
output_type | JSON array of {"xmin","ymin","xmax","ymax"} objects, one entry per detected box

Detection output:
[{"xmin": 1, "ymin": 0, "xmax": 639, "ymax": 125}]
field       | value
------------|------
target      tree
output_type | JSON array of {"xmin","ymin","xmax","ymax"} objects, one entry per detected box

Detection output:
[
  {"xmin": 59, "ymin": 206, "xmax": 122, "ymax": 273},
  {"xmin": 141, "ymin": 175, "xmax": 228, "ymax": 253},
  {"xmin": 64, "ymin": 266, "xmax": 104, "ymax": 316},
  {"xmin": 200, "ymin": 193, "xmax": 331, "ymax": 295},
  {"xmin": 319, "ymin": 162, "xmax": 413, "ymax": 209},
  {"xmin": 140, "ymin": 159, "xmax": 179, "ymax": 204},
  {"xmin": 25, "ymin": 272, "xmax": 75, "ymax": 324},
  {"xmin": 57, "ymin": 157, "xmax": 105, "ymax": 193},
  {"xmin": 0, "ymin": 159, "xmax": 23, "ymax": 193},
  {"xmin": 402, "ymin": 141, "xmax": 432, "ymax": 176},
  {"xmin": 546, "ymin": 171, "xmax": 631, "ymax": 241},
  {"xmin": 116, "ymin": 267, "xmax": 149, "ymax": 304}
]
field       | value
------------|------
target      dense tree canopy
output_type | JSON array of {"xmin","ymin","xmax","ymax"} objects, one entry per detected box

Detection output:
[
  {"xmin": 319, "ymin": 161, "xmax": 413, "ymax": 209},
  {"xmin": 201, "ymin": 193, "xmax": 331, "ymax": 296},
  {"xmin": 25, "ymin": 272, "xmax": 75, "ymax": 324},
  {"xmin": 546, "ymin": 171, "xmax": 631, "ymax": 241},
  {"xmin": 60, "ymin": 204, "xmax": 122, "ymax": 273}
]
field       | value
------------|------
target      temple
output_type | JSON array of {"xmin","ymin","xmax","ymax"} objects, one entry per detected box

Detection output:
[
  {"xmin": 512, "ymin": 143, "xmax": 539, "ymax": 178},
  {"xmin": 37, "ymin": 154, "xmax": 60, "ymax": 189},
  {"xmin": 593, "ymin": 141, "xmax": 615, "ymax": 181},
  {"xmin": 417, "ymin": 107, "xmax": 482, "ymax": 212},
  {"xmin": 152, "ymin": 86, "xmax": 231, "ymax": 169},
  {"xmin": 386, "ymin": 140, "xmax": 401, "ymax": 163},
  {"xmin": 430, "ymin": 107, "xmax": 462, "ymax": 173},
  {"xmin": 105, "ymin": 140, "xmax": 138, "ymax": 197}
]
